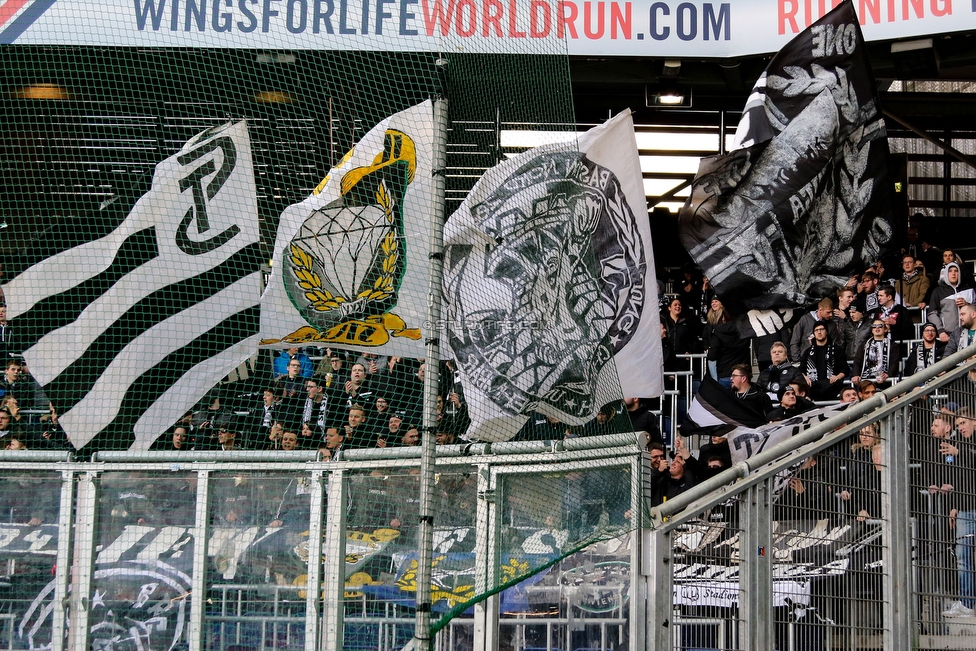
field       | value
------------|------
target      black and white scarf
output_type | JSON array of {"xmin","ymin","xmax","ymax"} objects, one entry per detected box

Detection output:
[
  {"xmin": 861, "ymin": 337, "xmax": 891, "ymax": 379},
  {"xmin": 914, "ymin": 343, "xmax": 937, "ymax": 371},
  {"xmin": 804, "ymin": 342, "xmax": 839, "ymax": 382},
  {"xmin": 302, "ymin": 397, "xmax": 328, "ymax": 430}
]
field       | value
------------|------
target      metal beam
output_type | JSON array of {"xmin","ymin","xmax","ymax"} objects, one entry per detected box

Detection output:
[
  {"xmin": 473, "ymin": 465, "xmax": 499, "ymax": 651},
  {"xmin": 189, "ymin": 469, "xmax": 210, "ymax": 651},
  {"xmin": 321, "ymin": 469, "xmax": 348, "ymax": 651},
  {"xmin": 883, "ymin": 107, "xmax": 976, "ymax": 172},
  {"xmin": 304, "ymin": 470, "xmax": 326, "ymax": 651},
  {"xmin": 50, "ymin": 470, "xmax": 76, "ymax": 651},
  {"xmin": 739, "ymin": 479, "xmax": 773, "ymax": 651},
  {"xmin": 68, "ymin": 472, "xmax": 98, "ymax": 651}
]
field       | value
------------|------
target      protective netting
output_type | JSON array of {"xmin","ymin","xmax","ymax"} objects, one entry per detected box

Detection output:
[{"xmin": 0, "ymin": 10, "xmax": 653, "ymax": 647}]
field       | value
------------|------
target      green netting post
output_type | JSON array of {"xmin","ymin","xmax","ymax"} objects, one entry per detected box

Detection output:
[{"xmin": 415, "ymin": 59, "xmax": 449, "ymax": 651}]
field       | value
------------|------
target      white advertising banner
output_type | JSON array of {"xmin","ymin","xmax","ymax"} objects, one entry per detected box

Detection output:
[{"xmin": 1, "ymin": 0, "xmax": 969, "ymax": 57}]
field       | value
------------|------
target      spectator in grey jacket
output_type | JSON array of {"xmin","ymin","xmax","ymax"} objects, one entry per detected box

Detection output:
[
  {"xmin": 929, "ymin": 262, "xmax": 974, "ymax": 342},
  {"xmin": 790, "ymin": 297, "xmax": 841, "ymax": 361},
  {"xmin": 945, "ymin": 303, "xmax": 976, "ymax": 357}
]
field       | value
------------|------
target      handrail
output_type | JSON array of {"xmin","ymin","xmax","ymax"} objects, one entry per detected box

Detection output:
[
  {"xmin": 650, "ymin": 341, "xmax": 976, "ymax": 524},
  {"xmin": 93, "ymin": 450, "xmax": 320, "ymax": 462},
  {"xmin": 0, "ymin": 450, "xmax": 73, "ymax": 462},
  {"xmin": 77, "ymin": 432, "xmax": 641, "ymax": 463}
]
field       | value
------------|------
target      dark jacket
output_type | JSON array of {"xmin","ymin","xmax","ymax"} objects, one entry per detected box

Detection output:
[
  {"xmin": 945, "ymin": 326, "xmax": 976, "ymax": 358},
  {"xmin": 730, "ymin": 384, "xmax": 774, "ymax": 421},
  {"xmin": 904, "ymin": 340, "xmax": 946, "ymax": 376},
  {"xmin": 663, "ymin": 313, "xmax": 701, "ymax": 355},
  {"xmin": 870, "ymin": 303, "xmax": 913, "ymax": 345},
  {"xmin": 798, "ymin": 340, "xmax": 851, "ymax": 400},
  {"xmin": 650, "ymin": 465, "xmax": 699, "ymax": 507},
  {"xmin": 757, "ymin": 362, "xmax": 802, "ymax": 397},
  {"xmin": 767, "ymin": 395, "xmax": 817, "ymax": 422},
  {"xmin": 707, "ymin": 321, "xmax": 751, "ymax": 379},
  {"xmin": 852, "ymin": 336, "xmax": 901, "ymax": 380}
]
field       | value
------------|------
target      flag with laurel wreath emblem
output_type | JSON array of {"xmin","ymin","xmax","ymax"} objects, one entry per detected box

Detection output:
[{"xmin": 260, "ymin": 101, "xmax": 434, "ymax": 357}]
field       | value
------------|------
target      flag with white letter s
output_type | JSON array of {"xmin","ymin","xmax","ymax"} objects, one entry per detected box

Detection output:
[
  {"xmin": 679, "ymin": 0, "xmax": 893, "ymax": 321},
  {"xmin": 3, "ymin": 121, "xmax": 261, "ymax": 451},
  {"xmin": 260, "ymin": 100, "xmax": 434, "ymax": 358},
  {"xmin": 443, "ymin": 110, "xmax": 663, "ymax": 442}
]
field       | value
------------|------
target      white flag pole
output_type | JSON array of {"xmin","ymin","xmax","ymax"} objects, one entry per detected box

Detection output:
[{"xmin": 414, "ymin": 58, "xmax": 449, "ymax": 650}]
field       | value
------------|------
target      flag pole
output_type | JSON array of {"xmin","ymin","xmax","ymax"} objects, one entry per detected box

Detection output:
[{"xmin": 414, "ymin": 57, "xmax": 449, "ymax": 650}]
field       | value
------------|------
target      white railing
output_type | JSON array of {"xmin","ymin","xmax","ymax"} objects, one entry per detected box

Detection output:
[
  {"xmin": 0, "ymin": 435, "xmax": 643, "ymax": 651},
  {"xmin": 643, "ymin": 344, "xmax": 976, "ymax": 651}
]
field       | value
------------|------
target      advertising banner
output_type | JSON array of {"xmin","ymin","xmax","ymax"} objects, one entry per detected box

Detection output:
[{"xmin": 1, "ymin": 0, "xmax": 969, "ymax": 57}]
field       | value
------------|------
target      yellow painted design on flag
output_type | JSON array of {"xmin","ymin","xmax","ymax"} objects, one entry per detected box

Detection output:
[
  {"xmin": 312, "ymin": 146, "xmax": 356, "ymax": 195},
  {"xmin": 261, "ymin": 313, "xmax": 421, "ymax": 348},
  {"xmin": 394, "ymin": 555, "xmax": 476, "ymax": 608}
]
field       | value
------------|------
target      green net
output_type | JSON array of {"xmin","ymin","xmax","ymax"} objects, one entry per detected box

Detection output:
[{"xmin": 0, "ymin": 12, "xmax": 656, "ymax": 646}]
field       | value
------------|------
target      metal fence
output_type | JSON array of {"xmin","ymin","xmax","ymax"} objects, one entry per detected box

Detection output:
[
  {"xmin": 8, "ymin": 349, "xmax": 976, "ymax": 651},
  {"xmin": 644, "ymin": 345, "xmax": 976, "ymax": 651},
  {"xmin": 0, "ymin": 436, "xmax": 643, "ymax": 651}
]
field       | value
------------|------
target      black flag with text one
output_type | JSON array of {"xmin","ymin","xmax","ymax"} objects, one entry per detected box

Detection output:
[{"xmin": 678, "ymin": 0, "xmax": 893, "ymax": 327}]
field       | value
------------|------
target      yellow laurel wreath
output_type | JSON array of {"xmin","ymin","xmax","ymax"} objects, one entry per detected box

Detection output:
[
  {"xmin": 354, "ymin": 181, "xmax": 398, "ymax": 302},
  {"xmin": 289, "ymin": 244, "xmax": 346, "ymax": 312}
]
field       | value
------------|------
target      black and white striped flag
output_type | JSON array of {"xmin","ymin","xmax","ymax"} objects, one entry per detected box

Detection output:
[{"xmin": 1, "ymin": 121, "xmax": 261, "ymax": 451}]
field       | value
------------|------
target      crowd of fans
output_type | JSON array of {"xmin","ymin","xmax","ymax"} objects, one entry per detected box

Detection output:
[
  {"xmin": 0, "ymin": 225, "xmax": 972, "ymax": 462},
  {"xmin": 3, "ymin": 225, "xmax": 976, "ymax": 638},
  {"xmin": 180, "ymin": 351, "xmax": 468, "ymax": 455},
  {"xmin": 663, "ymin": 244, "xmax": 973, "ymax": 395},
  {"xmin": 650, "ymin": 232, "xmax": 976, "ymax": 507}
]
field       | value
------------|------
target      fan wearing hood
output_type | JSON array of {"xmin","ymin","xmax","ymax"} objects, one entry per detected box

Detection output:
[{"xmin": 929, "ymin": 262, "xmax": 975, "ymax": 343}]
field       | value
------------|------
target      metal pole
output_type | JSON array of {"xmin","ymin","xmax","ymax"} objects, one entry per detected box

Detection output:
[
  {"xmin": 473, "ymin": 465, "xmax": 499, "ymax": 651},
  {"xmin": 321, "ymin": 468, "xmax": 348, "ymax": 650},
  {"xmin": 644, "ymin": 526, "xmax": 674, "ymax": 650},
  {"xmin": 303, "ymin": 469, "xmax": 325, "ymax": 651},
  {"xmin": 189, "ymin": 469, "xmax": 210, "ymax": 651},
  {"xmin": 739, "ymin": 478, "xmax": 773, "ymax": 651},
  {"xmin": 68, "ymin": 471, "xmax": 98, "ymax": 651},
  {"xmin": 883, "ymin": 409, "xmax": 913, "ymax": 649},
  {"xmin": 629, "ymin": 455, "xmax": 646, "ymax": 651},
  {"xmin": 882, "ymin": 108, "xmax": 976, "ymax": 172},
  {"xmin": 415, "ymin": 59, "xmax": 449, "ymax": 651},
  {"xmin": 51, "ymin": 470, "xmax": 76, "ymax": 651}
]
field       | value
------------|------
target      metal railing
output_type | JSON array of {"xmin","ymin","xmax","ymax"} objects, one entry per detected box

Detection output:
[
  {"xmin": 643, "ymin": 343, "xmax": 976, "ymax": 651},
  {"xmin": 0, "ymin": 435, "xmax": 644, "ymax": 651}
]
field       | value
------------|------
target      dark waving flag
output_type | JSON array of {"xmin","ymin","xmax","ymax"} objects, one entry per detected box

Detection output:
[
  {"xmin": 683, "ymin": 377, "xmax": 853, "ymax": 465},
  {"xmin": 681, "ymin": 375, "xmax": 770, "ymax": 440},
  {"xmin": 1, "ymin": 122, "xmax": 262, "ymax": 451},
  {"xmin": 678, "ymin": 0, "xmax": 893, "ymax": 333}
]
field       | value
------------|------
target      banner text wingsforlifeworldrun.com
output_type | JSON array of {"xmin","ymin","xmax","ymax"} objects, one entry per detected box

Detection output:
[
  {"xmin": 131, "ymin": 0, "xmax": 954, "ymax": 41},
  {"xmin": 132, "ymin": 0, "xmax": 729, "ymax": 40}
]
